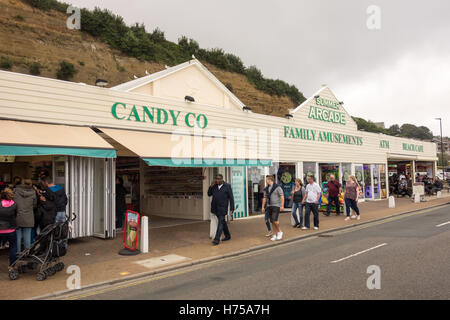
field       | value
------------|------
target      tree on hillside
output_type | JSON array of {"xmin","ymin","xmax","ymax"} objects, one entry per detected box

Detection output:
[{"xmin": 399, "ymin": 124, "xmax": 433, "ymax": 140}]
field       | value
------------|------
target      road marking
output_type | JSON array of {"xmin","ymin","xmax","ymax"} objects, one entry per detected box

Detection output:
[
  {"xmin": 436, "ymin": 221, "xmax": 450, "ymax": 227},
  {"xmin": 58, "ymin": 237, "xmax": 319, "ymax": 300},
  {"xmin": 330, "ymin": 243, "xmax": 388, "ymax": 263}
]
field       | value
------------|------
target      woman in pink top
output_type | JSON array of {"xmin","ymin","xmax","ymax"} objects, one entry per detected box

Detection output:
[
  {"xmin": 0, "ymin": 188, "xmax": 18, "ymax": 266},
  {"xmin": 344, "ymin": 176, "xmax": 361, "ymax": 221}
]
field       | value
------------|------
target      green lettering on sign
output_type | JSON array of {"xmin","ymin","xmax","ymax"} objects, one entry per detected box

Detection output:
[
  {"xmin": 283, "ymin": 126, "xmax": 363, "ymax": 146},
  {"xmin": 315, "ymin": 97, "xmax": 340, "ymax": 110},
  {"xmin": 111, "ymin": 102, "xmax": 208, "ymax": 129},
  {"xmin": 308, "ymin": 106, "xmax": 346, "ymax": 125},
  {"xmin": 402, "ymin": 143, "xmax": 424, "ymax": 152},
  {"xmin": 380, "ymin": 140, "xmax": 390, "ymax": 149},
  {"xmin": 111, "ymin": 102, "xmax": 126, "ymax": 120}
]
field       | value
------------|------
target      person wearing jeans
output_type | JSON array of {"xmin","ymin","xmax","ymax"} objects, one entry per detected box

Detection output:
[
  {"xmin": 344, "ymin": 175, "xmax": 361, "ymax": 221},
  {"xmin": 43, "ymin": 177, "xmax": 68, "ymax": 247},
  {"xmin": 291, "ymin": 179, "xmax": 305, "ymax": 228},
  {"xmin": 325, "ymin": 174, "xmax": 342, "ymax": 216},
  {"xmin": 14, "ymin": 179, "xmax": 37, "ymax": 253},
  {"xmin": 0, "ymin": 188, "xmax": 18, "ymax": 267},
  {"xmin": 302, "ymin": 175, "xmax": 322, "ymax": 230}
]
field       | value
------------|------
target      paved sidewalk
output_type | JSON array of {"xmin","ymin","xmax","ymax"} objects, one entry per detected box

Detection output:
[{"xmin": 0, "ymin": 194, "xmax": 449, "ymax": 300}]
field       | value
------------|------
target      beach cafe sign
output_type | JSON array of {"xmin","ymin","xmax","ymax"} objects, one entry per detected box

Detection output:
[
  {"xmin": 111, "ymin": 102, "xmax": 208, "ymax": 129},
  {"xmin": 308, "ymin": 97, "xmax": 346, "ymax": 125}
]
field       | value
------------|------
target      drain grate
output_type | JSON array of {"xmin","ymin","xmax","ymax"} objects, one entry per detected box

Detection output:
[{"xmin": 318, "ymin": 234, "xmax": 334, "ymax": 237}]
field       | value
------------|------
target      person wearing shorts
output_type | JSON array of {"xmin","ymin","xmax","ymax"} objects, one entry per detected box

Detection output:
[{"xmin": 261, "ymin": 175, "xmax": 284, "ymax": 241}]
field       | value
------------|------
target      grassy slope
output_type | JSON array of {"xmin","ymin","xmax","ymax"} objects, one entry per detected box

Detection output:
[{"xmin": 0, "ymin": 0, "xmax": 297, "ymax": 116}]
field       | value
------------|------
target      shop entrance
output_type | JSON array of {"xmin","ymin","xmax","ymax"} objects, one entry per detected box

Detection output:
[
  {"xmin": 114, "ymin": 156, "xmax": 206, "ymax": 228},
  {"xmin": 247, "ymin": 166, "xmax": 265, "ymax": 215},
  {"xmin": 318, "ymin": 163, "xmax": 340, "ymax": 190},
  {"xmin": 0, "ymin": 155, "xmax": 114, "ymax": 238},
  {"xmin": 116, "ymin": 157, "xmax": 141, "ymax": 213}
]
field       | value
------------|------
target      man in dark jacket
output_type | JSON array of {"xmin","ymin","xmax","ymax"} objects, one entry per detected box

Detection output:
[
  {"xmin": 42, "ymin": 177, "xmax": 68, "ymax": 223},
  {"xmin": 207, "ymin": 174, "xmax": 234, "ymax": 245}
]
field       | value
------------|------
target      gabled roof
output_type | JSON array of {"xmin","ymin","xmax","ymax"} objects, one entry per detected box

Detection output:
[
  {"xmin": 290, "ymin": 86, "xmax": 328, "ymax": 114},
  {"xmin": 290, "ymin": 85, "xmax": 358, "ymax": 127},
  {"xmin": 111, "ymin": 59, "xmax": 245, "ymax": 108}
]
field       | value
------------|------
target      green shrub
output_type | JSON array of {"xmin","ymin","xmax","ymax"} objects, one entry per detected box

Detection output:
[
  {"xmin": 0, "ymin": 57, "xmax": 13, "ymax": 70},
  {"xmin": 29, "ymin": 62, "xmax": 41, "ymax": 75},
  {"xmin": 32, "ymin": 1, "xmax": 306, "ymax": 105},
  {"xmin": 23, "ymin": 0, "xmax": 68, "ymax": 12},
  {"xmin": 225, "ymin": 83, "xmax": 233, "ymax": 92},
  {"xmin": 56, "ymin": 60, "xmax": 76, "ymax": 80},
  {"xmin": 78, "ymin": 61, "xmax": 85, "ymax": 66}
]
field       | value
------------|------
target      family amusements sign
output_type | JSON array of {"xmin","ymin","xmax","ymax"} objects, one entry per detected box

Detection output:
[{"xmin": 284, "ymin": 126, "xmax": 363, "ymax": 146}]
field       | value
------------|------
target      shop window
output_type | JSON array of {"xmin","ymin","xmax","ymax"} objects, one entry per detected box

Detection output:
[
  {"xmin": 277, "ymin": 163, "xmax": 296, "ymax": 208},
  {"xmin": 341, "ymin": 163, "xmax": 352, "ymax": 189},
  {"xmin": 373, "ymin": 165, "xmax": 381, "ymax": 199},
  {"xmin": 303, "ymin": 162, "xmax": 316, "ymax": 185},
  {"xmin": 380, "ymin": 164, "xmax": 387, "ymax": 198},
  {"xmin": 363, "ymin": 164, "xmax": 372, "ymax": 199},
  {"xmin": 354, "ymin": 165, "xmax": 365, "ymax": 200}
]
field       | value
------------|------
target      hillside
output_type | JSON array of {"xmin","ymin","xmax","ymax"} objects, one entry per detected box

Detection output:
[{"xmin": 0, "ymin": 0, "xmax": 298, "ymax": 116}]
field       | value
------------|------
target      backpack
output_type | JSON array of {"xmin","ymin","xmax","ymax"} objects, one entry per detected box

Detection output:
[
  {"xmin": 52, "ymin": 240, "xmax": 67, "ymax": 257},
  {"xmin": 264, "ymin": 183, "xmax": 280, "ymax": 206}
]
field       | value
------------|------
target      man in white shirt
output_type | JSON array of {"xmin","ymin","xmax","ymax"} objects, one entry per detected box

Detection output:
[{"xmin": 302, "ymin": 175, "xmax": 322, "ymax": 230}]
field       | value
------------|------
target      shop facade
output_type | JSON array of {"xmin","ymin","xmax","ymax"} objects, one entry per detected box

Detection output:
[{"xmin": 0, "ymin": 59, "xmax": 437, "ymax": 238}]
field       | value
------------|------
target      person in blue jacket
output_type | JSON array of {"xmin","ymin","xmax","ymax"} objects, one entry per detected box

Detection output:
[{"xmin": 208, "ymin": 174, "xmax": 235, "ymax": 246}]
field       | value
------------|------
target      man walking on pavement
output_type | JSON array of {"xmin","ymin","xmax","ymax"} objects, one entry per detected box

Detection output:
[
  {"xmin": 261, "ymin": 175, "xmax": 284, "ymax": 241},
  {"xmin": 208, "ymin": 174, "xmax": 234, "ymax": 246},
  {"xmin": 325, "ymin": 174, "xmax": 342, "ymax": 216},
  {"xmin": 302, "ymin": 175, "xmax": 322, "ymax": 230}
]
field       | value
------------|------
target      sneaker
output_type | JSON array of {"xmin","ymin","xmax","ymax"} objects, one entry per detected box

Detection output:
[
  {"xmin": 356, "ymin": 215, "xmax": 360, "ymax": 220},
  {"xmin": 276, "ymin": 232, "xmax": 283, "ymax": 240},
  {"xmin": 344, "ymin": 217, "xmax": 350, "ymax": 221},
  {"xmin": 296, "ymin": 224, "xmax": 303, "ymax": 228},
  {"xmin": 351, "ymin": 215, "xmax": 357, "ymax": 219},
  {"xmin": 293, "ymin": 223, "xmax": 299, "ymax": 228},
  {"xmin": 313, "ymin": 227, "xmax": 319, "ymax": 230},
  {"xmin": 270, "ymin": 235, "xmax": 277, "ymax": 241},
  {"xmin": 265, "ymin": 231, "xmax": 273, "ymax": 237},
  {"xmin": 301, "ymin": 226, "xmax": 309, "ymax": 230}
]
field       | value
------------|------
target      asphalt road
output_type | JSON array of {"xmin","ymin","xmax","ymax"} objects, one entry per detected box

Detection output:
[{"xmin": 68, "ymin": 204, "xmax": 450, "ymax": 300}]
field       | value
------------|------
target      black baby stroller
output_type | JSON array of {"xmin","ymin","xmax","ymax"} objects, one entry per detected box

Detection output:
[{"xmin": 9, "ymin": 213, "xmax": 76, "ymax": 281}]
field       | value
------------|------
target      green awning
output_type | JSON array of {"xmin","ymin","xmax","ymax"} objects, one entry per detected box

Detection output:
[
  {"xmin": 143, "ymin": 158, "xmax": 272, "ymax": 167},
  {"xmin": 0, "ymin": 145, "xmax": 116, "ymax": 158}
]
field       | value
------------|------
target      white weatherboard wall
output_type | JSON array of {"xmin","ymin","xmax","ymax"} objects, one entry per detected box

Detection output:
[{"xmin": 0, "ymin": 70, "xmax": 436, "ymax": 165}]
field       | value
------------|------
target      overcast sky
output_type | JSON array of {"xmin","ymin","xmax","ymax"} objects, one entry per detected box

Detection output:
[{"xmin": 67, "ymin": 0, "xmax": 450, "ymax": 136}]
